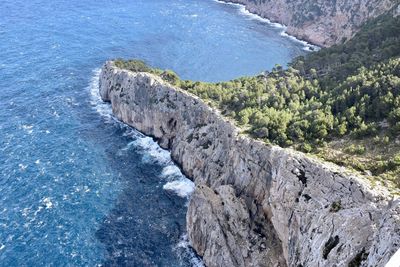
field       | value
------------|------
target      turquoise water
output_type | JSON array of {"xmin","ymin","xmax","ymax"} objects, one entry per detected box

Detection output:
[{"xmin": 0, "ymin": 0, "xmax": 306, "ymax": 265}]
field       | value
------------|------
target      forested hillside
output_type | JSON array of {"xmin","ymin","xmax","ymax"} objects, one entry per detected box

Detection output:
[{"xmin": 114, "ymin": 10, "xmax": 400, "ymax": 191}]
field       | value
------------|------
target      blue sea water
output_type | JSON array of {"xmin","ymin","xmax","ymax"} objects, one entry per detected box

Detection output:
[{"xmin": 0, "ymin": 0, "xmax": 307, "ymax": 265}]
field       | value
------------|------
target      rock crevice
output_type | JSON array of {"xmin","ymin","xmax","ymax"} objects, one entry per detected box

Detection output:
[{"xmin": 99, "ymin": 62, "xmax": 400, "ymax": 267}]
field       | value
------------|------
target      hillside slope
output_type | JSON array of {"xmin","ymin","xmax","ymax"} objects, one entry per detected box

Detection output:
[
  {"xmin": 99, "ymin": 4, "xmax": 400, "ymax": 266},
  {"xmin": 99, "ymin": 61, "xmax": 400, "ymax": 266},
  {"xmin": 221, "ymin": 0, "xmax": 399, "ymax": 46},
  {"xmin": 112, "ymin": 7, "xmax": 400, "ymax": 192}
]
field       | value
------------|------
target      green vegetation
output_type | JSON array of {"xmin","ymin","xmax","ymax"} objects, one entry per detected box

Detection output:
[
  {"xmin": 114, "ymin": 11, "xmax": 400, "ymax": 191},
  {"xmin": 330, "ymin": 201, "xmax": 342, "ymax": 212},
  {"xmin": 292, "ymin": 12, "xmax": 400, "ymax": 87},
  {"xmin": 114, "ymin": 59, "xmax": 153, "ymax": 73}
]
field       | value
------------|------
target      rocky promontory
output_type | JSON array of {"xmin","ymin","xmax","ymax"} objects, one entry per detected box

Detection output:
[
  {"xmin": 219, "ymin": 0, "xmax": 398, "ymax": 46},
  {"xmin": 99, "ymin": 61, "xmax": 400, "ymax": 266}
]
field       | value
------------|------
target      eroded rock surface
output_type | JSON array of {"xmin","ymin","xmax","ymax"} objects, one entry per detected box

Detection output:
[
  {"xmin": 219, "ymin": 0, "xmax": 398, "ymax": 46},
  {"xmin": 99, "ymin": 62, "xmax": 400, "ymax": 266}
]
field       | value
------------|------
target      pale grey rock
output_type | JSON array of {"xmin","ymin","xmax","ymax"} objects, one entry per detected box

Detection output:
[
  {"xmin": 187, "ymin": 184, "xmax": 286, "ymax": 267},
  {"xmin": 99, "ymin": 61, "xmax": 400, "ymax": 267},
  {"xmin": 218, "ymin": 0, "xmax": 398, "ymax": 46},
  {"xmin": 367, "ymin": 200, "xmax": 400, "ymax": 266}
]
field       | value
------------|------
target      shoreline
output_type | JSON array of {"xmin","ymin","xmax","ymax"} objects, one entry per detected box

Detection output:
[
  {"xmin": 213, "ymin": 0, "xmax": 320, "ymax": 51},
  {"xmin": 99, "ymin": 62, "xmax": 400, "ymax": 266},
  {"xmin": 89, "ymin": 68, "xmax": 205, "ymax": 266}
]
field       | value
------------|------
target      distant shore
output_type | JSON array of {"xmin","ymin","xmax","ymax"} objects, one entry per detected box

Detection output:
[{"xmin": 213, "ymin": 0, "xmax": 320, "ymax": 51}]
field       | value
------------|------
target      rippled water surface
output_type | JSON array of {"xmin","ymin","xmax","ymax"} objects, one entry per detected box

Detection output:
[{"xmin": 0, "ymin": 0, "xmax": 306, "ymax": 265}]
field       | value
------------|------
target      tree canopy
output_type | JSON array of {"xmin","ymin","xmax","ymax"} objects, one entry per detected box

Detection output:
[{"xmin": 115, "ymin": 10, "xmax": 400, "ymax": 190}]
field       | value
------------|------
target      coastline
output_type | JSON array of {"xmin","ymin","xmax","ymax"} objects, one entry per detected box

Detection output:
[
  {"xmin": 213, "ymin": 0, "xmax": 320, "ymax": 51},
  {"xmin": 99, "ymin": 62, "xmax": 400, "ymax": 266},
  {"xmin": 89, "ymin": 68, "xmax": 204, "ymax": 266}
]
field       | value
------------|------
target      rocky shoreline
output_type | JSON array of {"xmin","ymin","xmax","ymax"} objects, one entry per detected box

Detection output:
[
  {"xmin": 214, "ymin": 0, "xmax": 320, "ymax": 51},
  {"xmin": 216, "ymin": 0, "xmax": 397, "ymax": 47},
  {"xmin": 99, "ymin": 61, "xmax": 400, "ymax": 266}
]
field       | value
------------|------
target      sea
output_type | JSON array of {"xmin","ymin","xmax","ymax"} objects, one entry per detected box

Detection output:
[{"xmin": 0, "ymin": 0, "xmax": 308, "ymax": 265}]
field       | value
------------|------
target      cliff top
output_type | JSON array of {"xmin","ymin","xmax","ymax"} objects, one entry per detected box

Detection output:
[
  {"xmin": 101, "ymin": 58, "xmax": 400, "ymax": 267},
  {"xmin": 111, "ymin": 11, "xmax": 400, "ymax": 195}
]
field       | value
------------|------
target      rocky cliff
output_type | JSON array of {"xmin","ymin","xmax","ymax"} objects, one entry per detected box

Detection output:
[
  {"xmin": 99, "ymin": 61, "xmax": 400, "ymax": 267},
  {"xmin": 219, "ymin": 0, "xmax": 398, "ymax": 46}
]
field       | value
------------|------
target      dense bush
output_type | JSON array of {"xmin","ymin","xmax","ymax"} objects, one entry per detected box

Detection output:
[
  {"xmin": 115, "ymin": 12, "xmax": 400, "ymax": 149},
  {"xmin": 115, "ymin": 11, "xmax": 400, "ymax": 187},
  {"xmin": 114, "ymin": 59, "xmax": 152, "ymax": 73}
]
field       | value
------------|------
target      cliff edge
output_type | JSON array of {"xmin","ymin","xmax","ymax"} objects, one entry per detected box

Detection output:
[
  {"xmin": 219, "ymin": 0, "xmax": 398, "ymax": 46},
  {"xmin": 99, "ymin": 61, "xmax": 400, "ymax": 266}
]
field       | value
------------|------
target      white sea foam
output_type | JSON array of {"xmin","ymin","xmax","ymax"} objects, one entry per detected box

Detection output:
[
  {"xmin": 130, "ymin": 136, "xmax": 196, "ymax": 198},
  {"xmin": 88, "ymin": 68, "xmax": 114, "ymax": 122},
  {"xmin": 279, "ymin": 31, "xmax": 320, "ymax": 51},
  {"xmin": 176, "ymin": 234, "xmax": 205, "ymax": 267},
  {"xmin": 161, "ymin": 165, "xmax": 195, "ymax": 198},
  {"xmin": 87, "ymin": 69, "xmax": 197, "ymax": 200},
  {"xmin": 161, "ymin": 165, "xmax": 182, "ymax": 179},
  {"xmin": 53, "ymin": 111, "xmax": 60, "ymax": 118},
  {"xmin": 129, "ymin": 135, "xmax": 196, "ymax": 198},
  {"xmin": 122, "ymin": 126, "xmax": 144, "ymax": 139},
  {"xmin": 88, "ymin": 68, "xmax": 147, "ymax": 145},
  {"xmin": 88, "ymin": 69, "xmax": 148, "ymax": 143},
  {"xmin": 163, "ymin": 180, "xmax": 195, "ymax": 198},
  {"xmin": 131, "ymin": 137, "xmax": 172, "ymax": 165},
  {"xmin": 41, "ymin": 197, "xmax": 53, "ymax": 209},
  {"xmin": 18, "ymin": 163, "xmax": 27, "ymax": 171},
  {"xmin": 21, "ymin": 124, "xmax": 33, "ymax": 134},
  {"xmin": 21, "ymin": 125, "xmax": 33, "ymax": 130},
  {"xmin": 87, "ymin": 68, "xmax": 198, "ymax": 267},
  {"xmin": 21, "ymin": 207, "xmax": 30, "ymax": 217},
  {"xmin": 214, "ymin": 0, "xmax": 320, "ymax": 51},
  {"xmin": 184, "ymin": 14, "xmax": 199, "ymax": 18},
  {"xmin": 0, "ymin": 244, "xmax": 5, "ymax": 251},
  {"xmin": 34, "ymin": 206, "xmax": 43, "ymax": 216}
]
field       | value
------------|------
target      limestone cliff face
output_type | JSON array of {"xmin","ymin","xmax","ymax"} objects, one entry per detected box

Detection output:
[
  {"xmin": 220, "ymin": 0, "xmax": 398, "ymax": 46},
  {"xmin": 99, "ymin": 62, "xmax": 400, "ymax": 267}
]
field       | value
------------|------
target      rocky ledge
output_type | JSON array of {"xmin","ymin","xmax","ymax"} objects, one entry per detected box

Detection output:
[
  {"xmin": 99, "ymin": 61, "xmax": 400, "ymax": 267},
  {"xmin": 218, "ymin": 0, "xmax": 398, "ymax": 47}
]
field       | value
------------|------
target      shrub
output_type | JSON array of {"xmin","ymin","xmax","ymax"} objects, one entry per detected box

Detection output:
[
  {"xmin": 114, "ymin": 59, "xmax": 151, "ymax": 72},
  {"xmin": 344, "ymin": 144, "xmax": 366, "ymax": 155}
]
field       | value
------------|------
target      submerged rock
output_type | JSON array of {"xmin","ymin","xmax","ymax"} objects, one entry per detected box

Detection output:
[{"xmin": 99, "ymin": 61, "xmax": 400, "ymax": 266}]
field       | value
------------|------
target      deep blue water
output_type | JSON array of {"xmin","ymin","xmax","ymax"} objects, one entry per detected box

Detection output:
[{"xmin": 0, "ymin": 0, "xmax": 306, "ymax": 265}]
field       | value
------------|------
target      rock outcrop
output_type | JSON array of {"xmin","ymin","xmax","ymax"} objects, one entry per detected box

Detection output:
[
  {"xmin": 99, "ymin": 61, "xmax": 400, "ymax": 266},
  {"xmin": 219, "ymin": 0, "xmax": 398, "ymax": 46}
]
